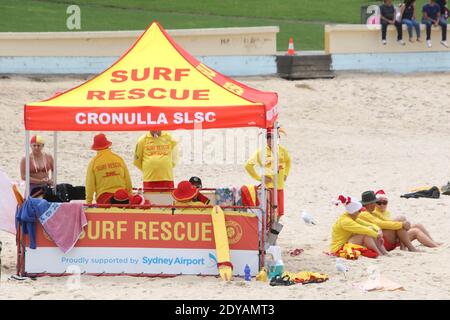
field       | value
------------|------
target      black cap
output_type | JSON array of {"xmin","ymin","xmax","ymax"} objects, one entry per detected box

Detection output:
[
  {"xmin": 360, "ymin": 191, "xmax": 377, "ymax": 205},
  {"xmin": 189, "ymin": 176, "xmax": 202, "ymax": 188}
]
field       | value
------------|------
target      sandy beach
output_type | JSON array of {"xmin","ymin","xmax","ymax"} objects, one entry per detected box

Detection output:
[{"xmin": 1, "ymin": 73, "xmax": 450, "ymax": 299}]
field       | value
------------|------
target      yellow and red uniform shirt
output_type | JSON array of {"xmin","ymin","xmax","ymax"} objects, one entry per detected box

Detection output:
[
  {"xmin": 374, "ymin": 207, "xmax": 392, "ymax": 220},
  {"xmin": 331, "ymin": 213, "xmax": 380, "ymax": 253},
  {"xmin": 85, "ymin": 149, "xmax": 132, "ymax": 204},
  {"xmin": 357, "ymin": 210, "xmax": 403, "ymax": 230},
  {"xmin": 134, "ymin": 131, "xmax": 178, "ymax": 182},
  {"xmin": 245, "ymin": 145, "xmax": 291, "ymax": 190}
]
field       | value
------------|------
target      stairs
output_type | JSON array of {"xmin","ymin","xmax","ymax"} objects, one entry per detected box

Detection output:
[{"xmin": 276, "ymin": 54, "xmax": 334, "ymax": 80}]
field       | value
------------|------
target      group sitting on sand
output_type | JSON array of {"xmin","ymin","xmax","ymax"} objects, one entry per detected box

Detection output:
[{"xmin": 331, "ymin": 190, "xmax": 440, "ymax": 257}]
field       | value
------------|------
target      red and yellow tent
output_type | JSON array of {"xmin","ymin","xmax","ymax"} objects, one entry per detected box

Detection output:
[{"xmin": 24, "ymin": 22, "xmax": 278, "ymax": 131}]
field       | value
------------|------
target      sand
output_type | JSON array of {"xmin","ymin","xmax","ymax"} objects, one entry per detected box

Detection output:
[{"xmin": 1, "ymin": 73, "xmax": 450, "ymax": 299}]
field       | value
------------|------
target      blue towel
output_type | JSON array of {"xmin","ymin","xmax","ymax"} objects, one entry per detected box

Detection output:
[{"xmin": 16, "ymin": 198, "xmax": 51, "ymax": 249}]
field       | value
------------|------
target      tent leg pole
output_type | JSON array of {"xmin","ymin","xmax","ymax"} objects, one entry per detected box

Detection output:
[
  {"xmin": 25, "ymin": 131, "xmax": 30, "ymax": 198},
  {"xmin": 260, "ymin": 128, "xmax": 267, "ymax": 238},
  {"xmin": 53, "ymin": 131, "xmax": 57, "ymax": 187},
  {"xmin": 273, "ymin": 122, "xmax": 279, "ymax": 223}
]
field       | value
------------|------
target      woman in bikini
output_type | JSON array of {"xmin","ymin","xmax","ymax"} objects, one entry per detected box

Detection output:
[{"xmin": 20, "ymin": 135, "xmax": 54, "ymax": 194}]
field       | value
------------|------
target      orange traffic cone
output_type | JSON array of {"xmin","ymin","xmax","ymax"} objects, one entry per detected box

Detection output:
[{"xmin": 287, "ymin": 37, "xmax": 295, "ymax": 56}]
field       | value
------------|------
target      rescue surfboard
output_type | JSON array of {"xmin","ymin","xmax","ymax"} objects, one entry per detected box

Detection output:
[{"xmin": 211, "ymin": 205, "xmax": 233, "ymax": 281}]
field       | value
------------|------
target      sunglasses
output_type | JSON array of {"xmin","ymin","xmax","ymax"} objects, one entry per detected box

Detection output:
[
  {"xmin": 377, "ymin": 201, "xmax": 388, "ymax": 205},
  {"xmin": 31, "ymin": 144, "xmax": 44, "ymax": 147}
]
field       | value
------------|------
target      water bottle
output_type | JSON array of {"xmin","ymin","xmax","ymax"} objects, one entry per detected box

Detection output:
[
  {"xmin": 274, "ymin": 259, "xmax": 284, "ymax": 277},
  {"xmin": 244, "ymin": 264, "xmax": 251, "ymax": 281}
]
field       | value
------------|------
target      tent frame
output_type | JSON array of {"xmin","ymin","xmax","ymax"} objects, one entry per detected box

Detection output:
[{"xmin": 20, "ymin": 123, "xmax": 279, "ymax": 277}]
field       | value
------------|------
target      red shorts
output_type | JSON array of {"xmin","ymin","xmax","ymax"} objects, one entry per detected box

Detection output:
[
  {"xmin": 269, "ymin": 189, "xmax": 284, "ymax": 217},
  {"xmin": 96, "ymin": 192, "xmax": 114, "ymax": 204},
  {"xmin": 143, "ymin": 181, "xmax": 174, "ymax": 192},
  {"xmin": 383, "ymin": 236, "xmax": 400, "ymax": 251}
]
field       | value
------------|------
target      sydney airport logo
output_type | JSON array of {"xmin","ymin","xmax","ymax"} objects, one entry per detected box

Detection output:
[{"xmin": 141, "ymin": 254, "xmax": 218, "ymax": 268}]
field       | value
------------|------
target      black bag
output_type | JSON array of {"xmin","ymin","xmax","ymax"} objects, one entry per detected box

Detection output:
[
  {"xmin": 401, "ymin": 186, "xmax": 440, "ymax": 199},
  {"xmin": 31, "ymin": 184, "xmax": 86, "ymax": 202},
  {"xmin": 56, "ymin": 183, "xmax": 72, "ymax": 202},
  {"xmin": 55, "ymin": 184, "xmax": 86, "ymax": 202},
  {"xmin": 70, "ymin": 186, "xmax": 86, "ymax": 200}
]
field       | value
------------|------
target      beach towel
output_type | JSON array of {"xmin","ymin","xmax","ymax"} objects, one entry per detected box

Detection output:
[
  {"xmin": 39, "ymin": 202, "xmax": 86, "ymax": 253},
  {"xmin": 16, "ymin": 198, "xmax": 52, "ymax": 249},
  {"xmin": 214, "ymin": 188, "xmax": 236, "ymax": 206},
  {"xmin": 283, "ymin": 271, "xmax": 329, "ymax": 285},
  {"xmin": 0, "ymin": 169, "xmax": 18, "ymax": 234},
  {"xmin": 240, "ymin": 185, "xmax": 260, "ymax": 207},
  {"xmin": 354, "ymin": 275, "xmax": 405, "ymax": 292},
  {"xmin": 401, "ymin": 186, "xmax": 440, "ymax": 199}
]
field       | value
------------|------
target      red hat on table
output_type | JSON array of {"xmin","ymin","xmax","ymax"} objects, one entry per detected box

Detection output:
[
  {"xmin": 91, "ymin": 133, "xmax": 112, "ymax": 151},
  {"xmin": 172, "ymin": 180, "xmax": 198, "ymax": 202},
  {"xmin": 130, "ymin": 194, "xmax": 150, "ymax": 205},
  {"xmin": 113, "ymin": 189, "xmax": 130, "ymax": 202}
]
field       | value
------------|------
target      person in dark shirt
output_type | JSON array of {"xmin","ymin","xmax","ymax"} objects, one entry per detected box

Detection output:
[
  {"xmin": 380, "ymin": 0, "xmax": 405, "ymax": 45},
  {"xmin": 401, "ymin": 0, "xmax": 422, "ymax": 42},
  {"xmin": 436, "ymin": 0, "xmax": 448, "ymax": 15},
  {"xmin": 422, "ymin": 0, "xmax": 449, "ymax": 47}
]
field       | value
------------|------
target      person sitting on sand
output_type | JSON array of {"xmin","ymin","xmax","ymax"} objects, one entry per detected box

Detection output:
[
  {"xmin": 374, "ymin": 190, "xmax": 440, "ymax": 248},
  {"xmin": 359, "ymin": 190, "xmax": 418, "ymax": 252},
  {"xmin": 172, "ymin": 180, "xmax": 207, "ymax": 207},
  {"xmin": 85, "ymin": 134, "xmax": 132, "ymax": 205},
  {"xmin": 331, "ymin": 195, "xmax": 388, "ymax": 256},
  {"xmin": 20, "ymin": 135, "xmax": 55, "ymax": 194}
]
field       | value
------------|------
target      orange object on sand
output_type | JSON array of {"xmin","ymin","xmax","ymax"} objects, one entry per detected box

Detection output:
[{"xmin": 287, "ymin": 37, "xmax": 295, "ymax": 55}]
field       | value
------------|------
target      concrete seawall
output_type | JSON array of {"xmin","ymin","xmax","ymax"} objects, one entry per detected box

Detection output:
[
  {"xmin": 0, "ymin": 26, "xmax": 279, "ymax": 76},
  {"xmin": 326, "ymin": 24, "xmax": 450, "ymax": 73}
]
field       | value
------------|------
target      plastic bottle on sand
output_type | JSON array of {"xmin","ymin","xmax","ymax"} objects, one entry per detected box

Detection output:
[{"xmin": 244, "ymin": 264, "xmax": 251, "ymax": 281}]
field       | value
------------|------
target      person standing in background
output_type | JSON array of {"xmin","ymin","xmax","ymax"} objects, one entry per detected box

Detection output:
[
  {"xmin": 245, "ymin": 128, "xmax": 291, "ymax": 220},
  {"xmin": 134, "ymin": 130, "xmax": 179, "ymax": 191},
  {"xmin": 85, "ymin": 133, "xmax": 132, "ymax": 204}
]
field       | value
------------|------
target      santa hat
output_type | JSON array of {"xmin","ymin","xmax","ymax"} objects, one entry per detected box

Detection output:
[
  {"xmin": 334, "ymin": 195, "xmax": 362, "ymax": 214},
  {"xmin": 375, "ymin": 189, "xmax": 388, "ymax": 200}
]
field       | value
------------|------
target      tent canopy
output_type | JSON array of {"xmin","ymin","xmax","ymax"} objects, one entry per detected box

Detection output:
[{"xmin": 24, "ymin": 22, "xmax": 278, "ymax": 131}]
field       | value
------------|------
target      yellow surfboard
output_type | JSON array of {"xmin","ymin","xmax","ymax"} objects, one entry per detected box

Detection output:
[{"xmin": 211, "ymin": 205, "xmax": 233, "ymax": 281}]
